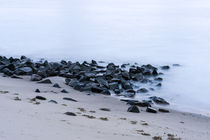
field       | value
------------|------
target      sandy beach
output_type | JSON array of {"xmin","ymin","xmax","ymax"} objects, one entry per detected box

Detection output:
[{"xmin": 0, "ymin": 75, "xmax": 209, "ymax": 140}]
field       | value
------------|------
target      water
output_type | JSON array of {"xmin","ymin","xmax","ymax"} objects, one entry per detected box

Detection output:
[{"xmin": 0, "ymin": 0, "xmax": 210, "ymax": 115}]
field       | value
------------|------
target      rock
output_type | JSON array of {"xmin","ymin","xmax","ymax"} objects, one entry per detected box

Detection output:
[
  {"xmin": 64, "ymin": 112, "xmax": 77, "ymax": 116},
  {"xmin": 158, "ymin": 108, "xmax": 170, "ymax": 113},
  {"xmin": 122, "ymin": 71, "xmax": 130, "ymax": 80},
  {"xmin": 173, "ymin": 64, "xmax": 181, "ymax": 67},
  {"xmin": 11, "ymin": 75, "xmax": 23, "ymax": 79},
  {"xmin": 2, "ymin": 68, "xmax": 13, "ymax": 76},
  {"xmin": 35, "ymin": 96, "xmax": 46, "ymax": 100},
  {"xmin": 121, "ymin": 81, "xmax": 132, "ymax": 90},
  {"xmin": 137, "ymin": 88, "xmax": 149, "ymax": 93},
  {"xmin": 100, "ymin": 108, "xmax": 111, "ymax": 111},
  {"xmin": 63, "ymin": 97, "xmax": 78, "ymax": 102},
  {"xmin": 38, "ymin": 79, "xmax": 52, "ymax": 84},
  {"xmin": 152, "ymin": 69, "xmax": 158, "ymax": 76},
  {"xmin": 149, "ymin": 96, "xmax": 169, "ymax": 105},
  {"xmin": 35, "ymin": 89, "xmax": 40, "ymax": 93},
  {"xmin": 127, "ymin": 105, "xmax": 140, "ymax": 113},
  {"xmin": 101, "ymin": 89, "xmax": 111, "ymax": 95},
  {"xmin": 53, "ymin": 83, "xmax": 61, "ymax": 88},
  {"xmin": 161, "ymin": 65, "xmax": 170, "ymax": 70},
  {"xmin": 127, "ymin": 100, "xmax": 151, "ymax": 107},
  {"xmin": 154, "ymin": 77, "xmax": 163, "ymax": 81},
  {"xmin": 146, "ymin": 107, "xmax": 157, "ymax": 113},
  {"xmin": 109, "ymin": 82, "xmax": 119, "ymax": 90},
  {"xmin": 156, "ymin": 83, "xmax": 162, "ymax": 87},
  {"xmin": 31, "ymin": 74, "xmax": 42, "ymax": 81},
  {"xmin": 61, "ymin": 89, "xmax": 69, "ymax": 93},
  {"xmin": 48, "ymin": 100, "xmax": 58, "ymax": 104},
  {"xmin": 91, "ymin": 86, "xmax": 103, "ymax": 93},
  {"xmin": 18, "ymin": 67, "xmax": 33, "ymax": 75}
]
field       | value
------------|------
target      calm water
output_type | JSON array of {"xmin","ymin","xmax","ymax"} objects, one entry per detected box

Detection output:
[{"xmin": 1, "ymin": 0, "xmax": 210, "ymax": 115}]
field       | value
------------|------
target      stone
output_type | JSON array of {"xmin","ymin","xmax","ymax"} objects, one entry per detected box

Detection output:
[
  {"xmin": 63, "ymin": 97, "xmax": 78, "ymax": 102},
  {"xmin": 146, "ymin": 107, "xmax": 157, "ymax": 113},
  {"xmin": 18, "ymin": 67, "xmax": 33, "ymax": 75},
  {"xmin": 35, "ymin": 89, "xmax": 40, "ymax": 93},
  {"xmin": 35, "ymin": 96, "xmax": 46, "ymax": 100},
  {"xmin": 61, "ymin": 89, "xmax": 69, "ymax": 93},
  {"xmin": 64, "ymin": 112, "xmax": 77, "ymax": 116},
  {"xmin": 158, "ymin": 108, "xmax": 170, "ymax": 113},
  {"xmin": 53, "ymin": 83, "xmax": 61, "ymax": 88},
  {"xmin": 31, "ymin": 74, "xmax": 42, "ymax": 81},
  {"xmin": 109, "ymin": 82, "xmax": 119, "ymax": 90},
  {"xmin": 100, "ymin": 108, "xmax": 111, "ymax": 111},
  {"xmin": 137, "ymin": 88, "xmax": 149, "ymax": 93},
  {"xmin": 149, "ymin": 96, "xmax": 169, "ymax": 105},
  {"xmin": 161, "ymin": 65, "xmax": 170, "ymax": 70},
  {"xmin": 121, "ymin": 71, "xmax": 130, "ymax": 80},
  {"xmin": 11, "ymin": 75, "xmax": 23, "ymax": 79},
  {"xmin": 127, "ymin": 105, "xmax": 140, "ymax": 113},
  {"xmin": 48, "ymin": 100, "xmax": 58, "ymax": 104},
  {"xmin": 38, "ymin": 79, "xmax": 52, "ymax": 84},
  {"xmin": 91, "ymin": 86, "xmax": 103, "ymax": 93}
]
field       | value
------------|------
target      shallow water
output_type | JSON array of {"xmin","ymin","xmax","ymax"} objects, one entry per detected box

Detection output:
[{"xmin": 0, "ymin": 0, "xmax": 210, "ymax": 115}]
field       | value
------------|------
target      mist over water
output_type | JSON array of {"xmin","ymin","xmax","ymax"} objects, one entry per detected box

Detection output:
[{"xmin": 1, "ymin": 0, "xmax": 210, "ymax": 115}]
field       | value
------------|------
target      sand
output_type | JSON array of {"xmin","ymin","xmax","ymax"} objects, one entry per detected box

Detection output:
[{"xmin": 0, "ymin": 75, "xmax": 209, "ymax": 140}]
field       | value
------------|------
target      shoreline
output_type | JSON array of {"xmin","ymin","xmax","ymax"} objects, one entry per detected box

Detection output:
[{"xmin": 0, "ymin": 75, "xmax": 210, "ymax": 140}]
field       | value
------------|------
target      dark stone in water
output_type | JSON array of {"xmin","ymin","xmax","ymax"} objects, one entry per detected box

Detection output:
[
  {"xmin": 109, "ymin": 82, "xmax": 119, "ymax": 90},
  {"xmin": 2, "ymin": 68, "xmax": 13, "ymax": 76},
  {"xmin": 156, "ymin": 83, "xmax": 162, "ymax": 87},
  {"xmin": 127, "ymin": 105, "xmax": 140, "ymax": 113},
  {"xmin": 53, "ymin": 83, "xmax": 61, "ymax": 88},
  {"xmin": 48, "ymin": 100, "xmax": 58, "ymax": 104},
  {"xmin": 154, "ymin": 77, "xmax": 163, "ymax": 81},
  {"xmin": 161, "ymin": 65, "xmax": 170, "ymax": 70},
  {"xmin": 36, "ymin": 96, "xmax": 46, "ymax": 100},
  {"xmin": 127, "ymin": 100, "xmax": 151, "ymax": 107},
  {"xmin": 122, "ymin": 71, "xmax": 130, "ymax": 80},
  {"xmin": 158, "ymin": 108, "xmax": 170, "ymax": 113},
  {"xmin": 35, "ymin": 89, "xmax": 40, "ymax": 93},
  {"xmin": 61, "ymin": 89, "xmax": 69, "ymax": 93},
  {"xmin": 100, "ymin": 108, "xmax": 111, "ymax": 111},
  {"xmin": 38, "ymin": 79, "xmax": 52, "ymax": 84},
  {"xmin": 149, "ymin": 96, "xmax": 169, "ymax": 105},
  {"xmin": 63, "ymin": 97, "xmax": 78, "ymax": 102},
  {"xmin": 137, "ymin": 88, "xmax": 149, "ymax": 93},
  {"xmin": 146, "ymin": 107, "xmax": 157, "ymax": 113},
  {"xmin": 64, "ymin": 112, "xmax": 77, "ymax": 116},
  {"xmin": 91, "ymin": 86, "xmax": 103, "ymax": 93}
]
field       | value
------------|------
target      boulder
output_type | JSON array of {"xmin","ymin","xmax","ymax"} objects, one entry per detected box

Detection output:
[
  {"xmin": 146, "ymin": 107, "xmax": 157, "ymax": 113},
  {"xmin": 38, "ymin": 79, "xmax": 52, "ymax": 84},
  {"xmin": 149, "ymin": 96, "xmax": 169, "ymax": 105},
  {"xmin": 35, "ymin": 96, "xmax": 46, "ymax": 100},
  {"xmin": 127, "ymin": 105, "xmax": 140, "ymax": 113},
  {"xmin": 31, "ymin": 74, "xmax": 42, "ymax": 81},
  {"xmin": 53, "ymin": 83, "xmax": 61, "ymax": 88}
]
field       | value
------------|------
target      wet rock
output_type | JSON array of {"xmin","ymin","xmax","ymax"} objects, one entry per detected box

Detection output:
[
  {"xmin": 48, "ymin": 100, "xmax": 58, "ymax": 104},
  {"xmin": 156, "ymin": 83, "xmax": 162, "ymax": 87},
  {"xmin": 109, "ymin": 82, "xmax": 119, "ymax": 90},
  {"xmin": 101, "ymin": 89, "xmax": 111, "ymax": 95},
  {"xmin": 146, "ymin": 107, "xmax": 157, "ymax": 113},
  {"xmin": 127, "ymin": 100, "xmax": 151, "ymax": 107},
  {"xmin": 53, "ymin": 83, "xmax": 61, "ymax": 88},
  {"xmin": 152, "ymin": 69, "xmax": 158, "ymax": 76},
  {"xmin": 64, "ymin": 112, "xmax": 77, "ymax": 116},
  {"xmin": 127, "ymin": 105, "xmax": 140, "ymax": 113},
  {"xmin": 149, "ymin": 96, "xmax": 169, "ymax": 105},
  {"xmin": 17, "ymin": 67, "xmax": 33, "ymax": 75},
  {"xmin": 31, "ymin": 74, "xmax": 42, "ymax": 81},
  {"xmin": 2, "ymin": 68, "xmax": 13, "ymax": 76},
  {"xmin": 61, "ymin": 89, "xmax": 69, "ymax": 93},
  {"xmin": 35, "ymin": 89, "xmax": 40, "ymax": 93},
  {"xmin": 36, "ymin": 96, "xmax": 46, "ymax": 100},
  {"xmin": 137, "ymin": 88, "xmax": 149, "ymax": 93},
  {"xmin": 158, "ymin": 108, "xmax": 170, "ymax": 113},
  {"xmin": 38, "ymin": 79, "xmax": 52, "ymax": 84},
  {"xmin": 91, "ymin": 86, "xmax": 103, "ymax": 93},
  {"xmin": 154, "ymin": 77, "xmax": 163, "ymax": 81},
  {"xmin": 122, "ymin": 71, "xmax": 130, "ymax": 80},
  {"xmin": 11, "ymin": 75, "xmax": 23, "ymax": 79},
  {"xmin": 121, "ymin": 81, "xmax": 132, "ymax": 90},
  {"xmin": 100, "ymin": 108, "xmax": 111, "ymax": 111},
  {"xmin": 63, "ymin": 97, "xmax": 78, "ymax": 102},
  {"xmin": 161, "ymin": 65, "xmax": 170, "ymax": 70}
]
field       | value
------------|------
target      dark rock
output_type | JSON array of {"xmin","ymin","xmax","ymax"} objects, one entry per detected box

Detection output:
[
  {"xmin": 100, "ymin": 108, "xmax": 111, "ymax": 111},
  {"xmin": 48, "ymin": 100, "xmax": 58, "ymax": 104},
  {"xmin": 35, "ymin": 89, "xmax": 40, "ymax": 93},
  {"xmin": 11, "ymin": 75, "xmax": 23, "ymax": 79},
  {"xmin": 149, "ymin": 96, "xmax": 169, "ymax": 105},
  {"xmin": 31, "ymin": 74, "xmax": 42, "ymax": 81},
  {"xmin": 152, "ymin": 69, "xmax": 158, "ymax": 76},
  {"xmin": 63, "ymin": 97, "xmax": 78, "ymax": 102},
  {"xmin": 127, "ymin": 100, "xmax": 151, "ymax": 107},
  {"xmin": 64, "ymin": 112, "xmax": 77, "ymax": 116},
  {"xmin": 36, "ymin": 96, "xmax": 46, "ymax": 100},
  {"xmin": 173, "ymin": 64, "xmax": 181, "ymax": 67},
  {"xmin": 96, "ymin": 77, "xmax": 109, "ymax": 88},
  {"xmin": 2, "ymin": 68, "xmax": 13, "ymax": 76},
  {"xmin": 158, "ymin": 108, "xmax": 170, "ymax": 113},
  {"xmin": 156, "ymin": 83, "xmax": 162, "ymax": 87},
  {"xmin": 53, "ymin": 83, "xmax": 61, "ymax": 88},
  {"xmin": 38, "ymin": 79, "xmax": 52, "ymax": 84},
  {"xmin": 161, "ymin": 65, "xmax": 170, "ymax": 70},
  {"xmin": 91, "ymin": 86, "xmax": 103, "ymax": 93},
  {"xmin": 127, "ymin": 105, "xmax": 140, "ymax": 113},
  {"xmin": 61, "ymin": 89, "xmax": 69, "ymax": 93},
  {"xmin": 101, "ymin": 89, "xmax": 111, "ymax": 95},
  {"xmin": 109, "ymin": 82, "xmax": 119, "ymax": 90},
  {"xmin": 137, "ymin": 88, "xmax": 149, "ymax": 93},
  {"xmin": 17, "ymin": 67, "xmax": 33, "ymax": 75},
  {"xmin": 126, "ymin": 89, "xmax": 136, "ymax": 94},
  {"xmin": 122, "ymin": 71, "xmax": 130, "ymax": 80},
  {"xmin": 154, "ymin": 77, "xmax": 163, "ymax": 81},
  {"xmin": 121, "ymin": 81, "xmax": 132, "ymax": 90},
  {"xmin": 146, "ymin": 107, "xmax": 157, "ymax": 113}
]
